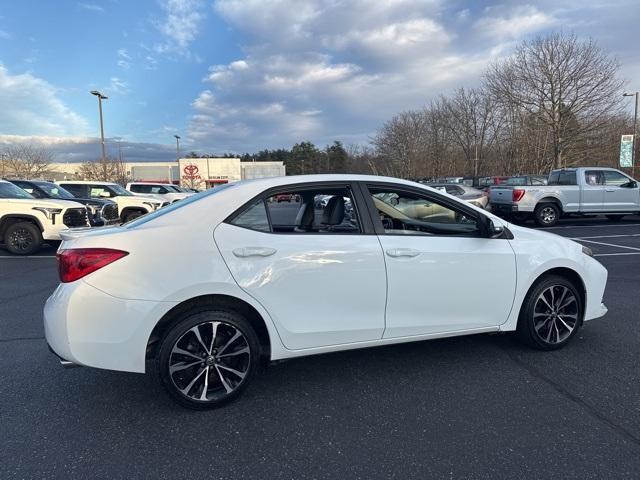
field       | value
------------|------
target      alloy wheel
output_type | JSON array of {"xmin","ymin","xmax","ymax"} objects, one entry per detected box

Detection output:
[
  {"xmin": 533, "ymin": 285, "xmax": 579, "ymax": 344},
  {"xmin": 540, "ymin": 206, "xmax": 556, "ymax": 225},
  {"xmin": 9, "ymin": 228, "xmax": 34, "ymax": 252},
  {"xmin": 168, "ymin": 321, "xmax": 251, "ymax": 402}
]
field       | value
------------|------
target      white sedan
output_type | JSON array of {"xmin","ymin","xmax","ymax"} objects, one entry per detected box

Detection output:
[{"xmin": 44, "ymin": 175, "xmax": 608, "ymax": 409}]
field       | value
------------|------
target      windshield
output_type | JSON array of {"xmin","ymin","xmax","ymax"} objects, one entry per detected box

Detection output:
[
  {"xmin": 34, "ymin": 182, "xmax": 76, "ymax": 199},
  {"xmin": 125, "ymin": 183, "xmax": 236, "ymax": 228},
  {"xmin": 0, "ymin": 182, "xmax": 35, "ymax": 199},
  {"xmin": 109, "ymin": 184, "xmax": 133, "ymax": 196}
]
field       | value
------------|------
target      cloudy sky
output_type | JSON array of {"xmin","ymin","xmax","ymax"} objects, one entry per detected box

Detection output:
[{"xmin": 1, "ymin": 0, "xmax": 639, "ymax": 162}]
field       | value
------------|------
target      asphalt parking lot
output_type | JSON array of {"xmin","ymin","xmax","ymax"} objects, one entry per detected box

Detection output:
[{"xmin": 1, "ymin": 217, "xmax": 640, "ymax": 479}]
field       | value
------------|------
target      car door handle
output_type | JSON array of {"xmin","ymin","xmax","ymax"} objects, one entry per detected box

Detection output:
[
  {"xmin": 232, "ymin": 247, "xmax": 277, "ymax": 258},
  {"xmin": 605, "ymin": 189, "xmax": 616, "ymax": 192},
  {"xmin": 386, "ymin": 248, "xmax": 421, "ymax": 258}
]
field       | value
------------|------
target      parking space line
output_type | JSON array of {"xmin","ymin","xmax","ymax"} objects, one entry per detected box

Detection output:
[
  {"xmin": 545, "ymin": 223, "xmax": 640, "ymax": 230},
  {"xmin": 571, "ymin": 234, "xmax": 640, "ymax": 240},
  {"xmin": 577, "ymin": 239, "xmax": 640, "ymax": 251}
]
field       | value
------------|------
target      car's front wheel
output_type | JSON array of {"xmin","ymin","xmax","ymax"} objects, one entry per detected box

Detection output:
[
  {"xmin": 517, "ymin": 275, "xmax": 583, "ymax": 350},
  {"xmin": 4, "ymin": 221, "xmax": 43, "ymax": 255},
  {"xmin": 157, "ymin": 309, "xmax": 260, "ymax": 409}
]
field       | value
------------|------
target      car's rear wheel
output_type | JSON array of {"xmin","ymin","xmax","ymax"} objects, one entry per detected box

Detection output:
[
  {"xmin": 4, "ymin": 221, "xmax": 43, "ymax": 255},
  {"xmin": 534, "ymin": 203, "xmax": 560, "ymax": 227},
  {"xmin": 157, "ymin": 309, "xmax": 260, "ymax": 409},
  {"xmin": 517, "ymin": 275, "xmax": 583, "ymax": 350}
]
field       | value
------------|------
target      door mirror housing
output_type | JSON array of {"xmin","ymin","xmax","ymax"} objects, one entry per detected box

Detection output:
[
  {"xmin": 480, "ymin": 216, "xmax": 505, "ymax": 238},
  {"xmin": 622, "ymin": 180, "xmax": 638, "ymax": 188}
]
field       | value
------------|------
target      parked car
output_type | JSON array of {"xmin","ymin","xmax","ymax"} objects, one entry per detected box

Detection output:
[
  {"xmin": 490, "ymin": 167, "xmax": 640, "ymax": 226},
  {"xmin": 426, "ymin": 183, "xmax": 489, "ymax": 209},
  {"xmin": 45, "ymin": 174, "xmax": 608, "ymax": 408},
  {"xmin": 502, "ymin": 175, "xmax": 548, "ymax": 187},
  {"xmin": 0, "ymin": 179, "xmax": 89, "ymax": 254},
  {"xmin": 126, "ymin": 182, "xmax": 193, "ymax": 203},
  {"xmin": 58, "ymin": 181, "xmax": 167, "ymax": 223},
  {"xmin": 275, "ymin": 193, "xmax": 294, "ymax": 203},
  {"xmin": 7, "ymin": 179, "xmax": 119, "ymax": 227},
  {"xmin": 477, "ymin": 176, "xmax": 511, "ymax": 191}
]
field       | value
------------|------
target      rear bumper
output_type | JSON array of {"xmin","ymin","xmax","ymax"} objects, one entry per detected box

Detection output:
[
  {"xmin": 44, "ymin": 280, "xmax": 177, "ymax": 373},
  {"xmin": 491, "ymin": 203, "xmax": 519, "ymax": 215}
]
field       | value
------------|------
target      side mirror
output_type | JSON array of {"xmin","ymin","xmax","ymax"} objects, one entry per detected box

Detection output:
[
  {"xmin": 486, "ymin": 218, "xmax": 504, "ymax": 238},
  {"xmin": 623, "ymin": 180, "xmax": 638, "ymax": 188}
]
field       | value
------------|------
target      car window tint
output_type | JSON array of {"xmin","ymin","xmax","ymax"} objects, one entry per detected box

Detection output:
[
  {"xmin": 368, "ymin": 186, "xmax": 479, "ymax": 236},
  {"xmin": 231, "ymin": 200, "xmax": 270, "ymax": 232},
  {"xmin": 604, "ymin": 171, "xmax": 630, "ymax": 186},
  {"xmin": 60, "ymin": 184, "xmax": 84, "ymax": 197},
  {"xmin": 549, "ymin": 171, "xmax": 577, "ymax": 185},
  {"xmin": 264, "ymin": 187, "xmax": 360, "ymax": 234},
  {"xmin": 585, "ymin": 171, "xmax": 604, "ymax": 185}
]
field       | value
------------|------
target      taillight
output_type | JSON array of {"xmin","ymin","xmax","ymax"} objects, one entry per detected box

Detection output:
[
  {"xmin": 512, "ymin": 189, "xmax": 526, "ymax": 202},
  {"xmin": 57, "ymin": 248, "xmax": 128, "ymax": 283}
]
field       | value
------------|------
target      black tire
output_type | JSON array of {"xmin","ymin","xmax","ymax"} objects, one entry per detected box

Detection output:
[
  {"xmin": 156, "ymin": 309, "xmax": 260, "ymax": 409},
  {"xmin": 516, "ymin": 275, "xmax": 583, "ymax": 350},
  {"xmin": 121, "ymin": 210, "xmax": 144, "ymax": 223},
  {"xmin": 534, "ymin": 203, "xmax": 560, "ymax": 227},
  {"xmin": 4, "ymin": 221, "xmax": 43, "ymax": 255},
  {"xmin": 606, "ymin": 214, "xmax": 625, "ymax": 221}
]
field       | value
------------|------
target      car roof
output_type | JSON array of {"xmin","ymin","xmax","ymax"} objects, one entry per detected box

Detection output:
[{"xmin": 58, "ymin": 180, "xmax": 118, "ymax": 185}]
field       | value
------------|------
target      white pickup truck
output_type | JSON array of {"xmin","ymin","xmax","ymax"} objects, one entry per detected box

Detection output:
[
  {"xmin": 0, "ymin": 179, "xmax": 90, "ymax": 254},
  {"xmin": 490, "ymin": 167, "xmax": 640, "ymax": 226}
]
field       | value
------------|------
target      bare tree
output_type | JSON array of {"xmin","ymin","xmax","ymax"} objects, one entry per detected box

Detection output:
[
  {"xmin": 78, "ymin": 157, "xmax": 129, "ymax": 185},
  {"xmin": 2, "ymin": 144, "xmax": 54, "ymax": 178},
  {"xmin": 372, "ymin": 110, "xmax": 430, "ymax": 178},
  {"xmin": 439, "ymin": 87, "xmax": 497, "ymax": 177},
  {"xmin": 485, "ymin": 32, "xmax": 624, "ymax": 169}
]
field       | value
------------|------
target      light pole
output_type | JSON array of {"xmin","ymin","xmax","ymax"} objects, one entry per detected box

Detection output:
[
  {"xmin": 623, "ymin": 91, "xmax": 638, "ymax": 179},
  {"xmin": 90, "ymin": 90, "xmax": 108, "ymax": 162},
  {"xmin": 174, "ymin": 135, "xmax": 181, "ymax": 160}
]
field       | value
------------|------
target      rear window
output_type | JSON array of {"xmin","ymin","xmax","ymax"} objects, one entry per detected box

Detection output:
[
  {"xmin": 124, "ymin": 183, "xmax": 235, "ymax": 228},
  {"xmin": 548, "ymin": 171, "xmax": 577, "ymax": 186},
  {"xmin": 505, "ymin": 177, "xmax": 527, "ymax": 186}
]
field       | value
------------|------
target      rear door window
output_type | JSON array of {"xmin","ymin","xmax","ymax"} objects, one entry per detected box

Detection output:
[{"xmin": 548, "ymin": 171, "xmax": 577, "ymax": 185}]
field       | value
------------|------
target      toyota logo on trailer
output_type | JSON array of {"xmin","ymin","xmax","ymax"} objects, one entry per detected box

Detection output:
[{"xmin": 183, "ymin": 164, "xmax": 199, "ymax": 177}]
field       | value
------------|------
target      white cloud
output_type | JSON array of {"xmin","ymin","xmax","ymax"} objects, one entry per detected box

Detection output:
[
  {"xmin": 0, "ymin": 65, "xmax": 89, "ymax": 137},
  {"xmin": 0, "ymin": 29, "xmax": 10, "ymax": 39},
  {"xmin": 474, "ymin": 5, "xmax": 556, "ymax": 40},
  {"xmin": 105, "ymin": 77, "xmax": 130, "ymax": 96},
  {"xmin": 154, "ymin": 0, "xmax": 206, "ymax": 56},
  {"xmin": 117, "ymin": 48, "xmax": 131, "ymax": 69},
  {"xmin": 188, "ymin": 0, "xmax": 494, "ymax": 150},
  {"xmin": 78, "ymin": 3, "xmax": 105, "ymax": 13}
]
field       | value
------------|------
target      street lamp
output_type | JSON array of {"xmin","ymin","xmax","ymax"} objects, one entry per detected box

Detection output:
[
  {"xmin": 174, "ymin": 134, "xmax": 181, "ymax": 160},
  {"xmin": 623, "ymin": 91, "xmax": 638, "ymax": 178},
  {"xmin": 90, "ymin": 90, "xmax": 108, "ymax": 162}
]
